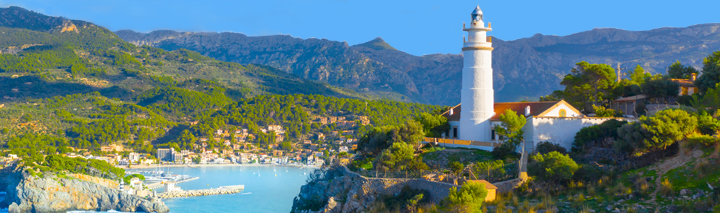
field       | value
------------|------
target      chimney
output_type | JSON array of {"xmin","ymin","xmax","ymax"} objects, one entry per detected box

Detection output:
[
  {"xmin": 449, "ymin": 108, "xmax": 454, "ymax": 115},
  {"xmin": 692, "ymin": 73, "xmax": 697, "ymax": 81},
  {"xmin": 525, "ymin": 105, "xmax": 531, "ymax": 116}
]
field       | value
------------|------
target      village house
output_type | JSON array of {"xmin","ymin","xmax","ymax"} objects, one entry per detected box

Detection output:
[
  {"xmin": 318, "ymin": 117, "xmax": 329, "ymax": 125},
  {"xmin": 128, "ymin": 152, "xmax": 140, "ymax": 163},
  {"xmin": 100, "ymin": 144, "xmax": 124, "ymax": 152},
  {"xmin": 671, "ymin": 73, "xmax": 699, "ymax": 96},
  {"xmin": 358, "ymin": 116, "xmax": 370, "ymax": 125}
]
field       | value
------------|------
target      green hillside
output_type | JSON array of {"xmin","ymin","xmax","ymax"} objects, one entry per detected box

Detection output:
[
  {"xmin": 0, "ymin": 7, "xmax": 369, "ymax": 103},
  {"xmin": 0, "ymin": 6, "xmax": 442, "ymax": 160}
]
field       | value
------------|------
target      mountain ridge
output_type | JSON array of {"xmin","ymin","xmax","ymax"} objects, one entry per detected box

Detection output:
[{"xmin": 117, "ymin": 22, "xmax": 720, "ymax": 105}]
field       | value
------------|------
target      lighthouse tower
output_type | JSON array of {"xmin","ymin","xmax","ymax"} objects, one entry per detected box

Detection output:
[{"xmin": 459, "ymin": 5, "xmax": 494, "ymax": 142}]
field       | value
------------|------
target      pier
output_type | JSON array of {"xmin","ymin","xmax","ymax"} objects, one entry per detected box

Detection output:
[
  {"xmin": 158, "ymin": 185, "xmax": 245, "ymax": 199},
  {"xmin": 147, "ymin": 176, "xmax": 199, "ymax": 190}
]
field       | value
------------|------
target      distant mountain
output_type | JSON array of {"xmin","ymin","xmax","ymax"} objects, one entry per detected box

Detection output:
[
  {"xmin": 0, "ymin": 6, "xmax": 365, "ymax": 102},
  {"xmin": 118, "ymin": 23, "xmax": 720, "ymax": 105}
]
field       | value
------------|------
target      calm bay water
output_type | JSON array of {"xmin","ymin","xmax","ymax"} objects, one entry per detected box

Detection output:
[{"xmin": 130, "ymin": 165, "xmax": 315, "ymax": 213}]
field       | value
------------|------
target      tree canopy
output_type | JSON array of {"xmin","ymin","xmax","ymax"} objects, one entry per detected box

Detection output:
[
  {"xmin": 667, "ymin": 61, "xmax": 699, "ymax": 79},
  {"xmin": 696, "ymin": 51, "xmax": 720, "ymax": 93},
  {"xmin": 560, "ymin": 61, "xmax": 617, "ymax": 111}
]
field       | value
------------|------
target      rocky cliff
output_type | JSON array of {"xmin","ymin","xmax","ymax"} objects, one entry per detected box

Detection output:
[
  {"xmin": 118, "ymin": 24, "xmax": 720, "ymax": 105},
  {"xmin": 291, "ymin": 166, "xmax": 457, "ymax": 213},
  {"xmin": 0, "ymin": 164, "xmax": 168, "ymax": 213}
]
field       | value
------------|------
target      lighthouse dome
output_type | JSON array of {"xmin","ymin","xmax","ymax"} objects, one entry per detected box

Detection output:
[{"xmin": 471, "ymin": 5, "xmax": 483, "ymax": 21}]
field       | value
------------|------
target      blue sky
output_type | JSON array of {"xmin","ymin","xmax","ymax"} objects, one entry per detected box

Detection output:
[{"xmin": 2, "ymin": 0, "xmax": 719, "ymax": 56}]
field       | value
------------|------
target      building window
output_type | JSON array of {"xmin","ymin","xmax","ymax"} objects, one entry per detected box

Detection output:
[
  {"xmin": 559, "ymin": 109, "xmax": 567, "ymax": 117},
  {"xmin": 491, "ymin": 129, "xmax": 496, "ymax": 141},
  {"xmin": 453, "ymin": 127, "xmax": 458, "ymax": 138}
]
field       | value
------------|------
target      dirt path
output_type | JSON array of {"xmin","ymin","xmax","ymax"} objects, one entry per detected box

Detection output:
[{"xmin": 647, "ymin": 148, "xmax": 703, "ymax": 200}]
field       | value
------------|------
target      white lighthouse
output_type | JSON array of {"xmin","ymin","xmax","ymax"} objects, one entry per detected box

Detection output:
[{"xmin": 459, "ymin": 5, "xmax": 494, "ymax": 142}]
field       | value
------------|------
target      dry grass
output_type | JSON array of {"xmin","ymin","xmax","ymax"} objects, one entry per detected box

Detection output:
[
  {"xmin": 610, "ymin": 182, "xmax": 630, "ymax": 196},
  {"xmin": 579, "ymin": 205, "xmax": 593, "ymax": 213},
  {"xmin": 586, "ymin": 183, "xmax": 596, "ymax": 196},
  {"xmin": 659, "ymin": 178, "xmax": 674, "ymax": 196},
  {"xmin": 598, "ymin": 175, "xmax": 611, "ymax": 187},
  {"xmin": 694, "ymin": 158, "xmax": 713, "ymax": 178}
]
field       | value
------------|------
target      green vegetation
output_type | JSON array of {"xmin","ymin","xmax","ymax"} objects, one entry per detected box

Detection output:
[
  {"xmin": 572, "ymin": 119, "xmax": 627, "ymax": 152},
  {"xmin": 23, "ymin": 154, "xmax": 126, "ymax": 180},
  {"xmin": 528, "ymin": 151, "xmax": 579, "ymax": 183},
  {"xmin": 0, "ymin": 9, "xmax": 442, "ymax": 164},
  {"xmin": 558, "ymin": 61, "xmax": 617, "ymax": 111},
  {"xmin": 492, "ymin": 109, "xmax": 526, "ymax": 160},
  {"xmin": 444, "ymin": 181, "xmax": 489, "ymax": 213},
  {"xmin": 123, "ymin": 173, "xmax": 146, "ymax": 184},
  {"xmin": 668, "ymin": 61, "xmax": 699, "ymax": 80},
  {"xmin": 616, "ymin": 109, "xmax": 698, "ymax": 155},
  {"xmin": 591, "ymin": 105, "xmax": 618, "ymax": 117},
  {"xmin": 413, "ymin": 112, "xmax": 449, "ymax": 137},
  {"xmin": 695, "ymin": 51, "xmax": 720, "ymax": 93}
]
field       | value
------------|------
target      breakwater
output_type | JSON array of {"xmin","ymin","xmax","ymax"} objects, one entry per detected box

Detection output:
[
  {"xmin": 158, "ymin": 185, "xmax": 244, "ymax": 199},
  {"xmin": 147, "ymin": 177, "xmax": 200, "ymax": 190}
]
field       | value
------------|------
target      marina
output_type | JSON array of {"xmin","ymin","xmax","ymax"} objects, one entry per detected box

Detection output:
[{"xmin": 128, "ymin": 165, "xmax": 314, "ymax": 212}]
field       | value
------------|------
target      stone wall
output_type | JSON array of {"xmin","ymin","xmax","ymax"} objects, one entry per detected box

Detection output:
[{"xmin": 340, "ymin": 166, "xmax": 457, "ymax": 203}]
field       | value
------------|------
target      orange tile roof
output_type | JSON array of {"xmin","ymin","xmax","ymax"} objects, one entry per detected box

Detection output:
[
  {"xmin": 442, "ymin": 101, "xmax": 569, "ymax": 121},
  {"xmin": 670, "ymin": 79, "xmax": 695, "ymax": 87},
  {"xmin": 468, "ymin": 179, "xmax": 498, "ymax": 189}
]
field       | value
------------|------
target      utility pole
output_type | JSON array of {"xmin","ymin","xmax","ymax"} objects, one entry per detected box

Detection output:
[{"xmin": 616, "ymin": 63, "xmax": 628, "ymax": 82}]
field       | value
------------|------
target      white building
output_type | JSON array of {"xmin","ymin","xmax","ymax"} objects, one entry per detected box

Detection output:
[
  {"xmin": 442, "ymin": 6, "xmax": 636, "ymax": 152},
  {"xmin": 164, "ymin": 182, "xmax": 181, "ymax": 193},
  {"xmin": 128, "ymin": 152, "xmax": 140, "ymax": 163}
]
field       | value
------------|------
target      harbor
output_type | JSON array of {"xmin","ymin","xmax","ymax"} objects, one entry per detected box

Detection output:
[{"xmin": 158, "ymin": 185, "xmax": 245, "ymax": 199}]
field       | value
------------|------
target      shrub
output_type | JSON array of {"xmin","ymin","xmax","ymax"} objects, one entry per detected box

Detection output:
[
  {"xmin": 572, "ymin": 163, "xmax": 605, "ymax": 182},
  {"xmin": 697, "ymin": 111, "xmax": 720, "ymax": 135},
  {"xmin": 535, "ymin": 141, "xmax": 567, "ymax": 154},
  {"xmin": 449, "ymin": 161, "xmax": 464, "ymax": 176},
  {"xmin": 686, "ymin": 133, "xmax": 720, "ymax": 149},
  {"xmin": 529, "ymin": 151, "xmax": 580, "ymax": 183},
  {"xmin": 659, "ymin": 178, "xmax": 674, "ymax": 196},
  {"xmin": 616, "ymin": 109, "xmax": 698, "ymax": 154},
  {"xmin": 379, "ymin": 186, "xmax": 429, "ymax": 212},
  {"xmin": 592, "ymin": 105, "xmax": 618, "ymax": 117},
  {"xmin": 123, "ymin": 174, "xmax": 146, "ymax": 184},
  {"xmin": 444, "ymin": 181, "xmax": 488, "ymax": 213},
  {"xmin": 413, "ymin": 112, "xmax": 450, "ymax": 137},
  {"xmin": 573, "ymin": 119, "xmax": 627, "ymax": 152},
  {"xmin": 473, "ymin": 160, "xmax": 509, "ymax": 182}
]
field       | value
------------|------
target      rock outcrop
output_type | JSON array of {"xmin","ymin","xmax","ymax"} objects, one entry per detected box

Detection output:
[
  {"xmin": 291, "ymin": 166, "xmax": 457, "ymax": 213},
  {"xmin": 0, "ymin": 164, "xmax": 169, "ymax": 213}
]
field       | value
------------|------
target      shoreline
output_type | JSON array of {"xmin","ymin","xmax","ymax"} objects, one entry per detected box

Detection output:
[{"xmin": 120, "ymin": 163, "xmax": 320, "ymax": 169}]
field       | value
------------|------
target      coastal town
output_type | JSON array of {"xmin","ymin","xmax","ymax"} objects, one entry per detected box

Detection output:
[{"xmin": 1, "ymin": 115, "xmax": 370, "ymax": 169}]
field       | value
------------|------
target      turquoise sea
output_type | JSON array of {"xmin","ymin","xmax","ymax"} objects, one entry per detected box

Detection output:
[{"xmin": 130, "ymin": 165, "xmax": 315, "ymax": 213}]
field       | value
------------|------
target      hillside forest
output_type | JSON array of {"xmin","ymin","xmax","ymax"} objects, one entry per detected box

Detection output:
[{"xmin": 0, "ymin": 7, "xmax": 442, "ymax": 167}]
